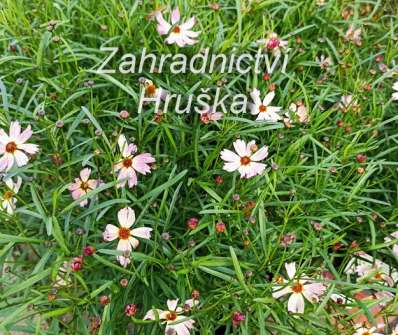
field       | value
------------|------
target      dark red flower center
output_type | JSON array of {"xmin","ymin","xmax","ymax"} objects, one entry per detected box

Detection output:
[
  {"xmin": 5, "ymin": 141, "xmax": 17, "ymax": 153},
  {"xmin": 118, "ymin": 227, "xmax": 131, "ymax": 240},
  {"xmin": 240, "ymin": 156, "xmax": 251, "ymax": 165},
  {"xmin": 166, "ymin": 311, "xmax": 177, "ymax": 321},
  {"xmin": 123, "ymin": 158, "xmax": 133, "ymax": 168},
  {"xmin": 172, "ymin": 26, "xmax": 181, "ymax": 34},
  {"xmin": 146, "ymin": 84, "xmax": 156, "ymax": 96},
  {"xmin": 259, "ymin": 105, "xmax": 267, "ymax": 113},
  {"xmin": 80, "ymin": 181, "xmax": 90, "ymax": 191},
  {"xmin": 291, "ymin": 282, "xmax": 304, "ymax": 293}
]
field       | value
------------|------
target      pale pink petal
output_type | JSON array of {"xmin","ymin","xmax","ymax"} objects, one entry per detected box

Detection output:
[
  {"xmin": 184, "ymin": 29, "xmax": 200, "ymax": 38},
  {"xmin": 117, "ymin": 168, "xmax": 131, "ymax": 188},
  {"xmin": 285, "ymin": 262, "xmax": 296, "ymax": 280},
  {"xmin": 117, "ymin": 255, "xmax": 130, "ymax": 267},
  {"xmin": 71, "ymin": 189, "xmax": 85, "ymax": 200},
  {"xmin": 272, "ymin": 286, "xmax": 292, "ymax": 299},
  {"xmin": 103, "ymin": 224, "xmax": 119, "ymax": 241},
  {"xmin": 223, "ymin": 161, "xmax": 241, "ymax": 172},
  {"xmin": 393, "ymin": 244, "xmax": 398, "ymax": 257},
  {"xmin": 262, "ymin": 91, "xmax": 275, "ymax": 106},
  {"xmin": 393, "ymin": 82, "xmax": 398, "ymax": 91},
  {"xmin": 180, "ymin": 16, "xmax": 195, "ymax": 30},
  {"xmin": 304, "ymin": 283, "xmax": 326, "ymax": 297},
  {"xmin": 129, "ymin": 237, "xmax": 140, "ymax": 249},
  {"xmin": 233, "ymin": 139, "xmax": 247, "ymax": 157},
  {"xmin": 13, "ymin": 150, "xmax": 29, "ymax": 167},
  {"xmin": 118, "ymin": 207, "xmax": 135, "ymax": 228},
  {"xmin": 144, "ymin": 309, "xmax": 166, "ymax": 320},
  {"xmin": 80, "ymin": 168, "xmax": 91, "ymax": 182},
  {"xmin": 0, "ymin": 129, "xmax": 9, "ymax": 144},
  {"xmin": 18, "ymin": 143, "xmax": 39, "ymax": 154},
  {"xmin": 0, "ymin": 153, "xmax": 14, "ymax": 172},
  {"xmin": 155, "ymin": 11, "xmax": 171, "ymax": 35},
  {"xmin": 171, "ymin": 7, "xmax": 180, "ymax": 25},
  {"xmin": 393, "ymin": 92, "xmax": 398, "ymax": 101},
  {"xmin": 288, "ymin": 293, "xmax": 305, "ymax": 313},
  {"xmin": 167, "ymin": 299, "xmax": 179, "ymax": 311},
  {"xmin": 250, "ymin": 146, "xmax": 269, "ymax": 161},
  {"xmin": 131, "ymin": 227, "xmax": 152, "ymax": 240},
  {"xmin": 220, "ymin": 149, "xmax": 240, "ymax": 163},
  {"xmin": 127, "ymin": 169, "xmax": 138, "ymax": 188},
  {"xmin": 245, "ymin": 162, "xmax": 266, "ymax": 178},
  {"xmin": 117, "ymin": 239, "xmax": 132, "ymax": 252},
  {"xmin": 69, "ymin": 180, "xmax": 81, "ymax": 191},
  {"xmin": 249, "ymin": 102, "xmax": 260, "ymax": 115},
  {"xmin": 17, "ymin": 125, "xmax": 33, "ymax": 144},
  {"xmin": 132, "ymin": 153, "xmax": 155, "ymax": 174},
  {"xmin": 9, "ymin": 121, "xmax": 21, "ymax": 140},
  {"xmin": 79, "ymin": 199, "xmax": 88, "ymax": 207},
  {"xmin": 250, "ymin": 89, "xmax": 262, "ymax": 106}
]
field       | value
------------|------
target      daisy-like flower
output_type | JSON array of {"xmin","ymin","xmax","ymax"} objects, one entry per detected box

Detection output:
[
  {"xmin": 144, "ymin": 299, "xmax": 195, "ymax": 335},
  {"xmin": 391, "ymin": 325, "xmax": 398, "ymax": 335},
  {"xmin": 220, "ymin": 139, "xmax": 269, "ymax": 179},
  {"xmin": 257, "ymin": 32, "xmax": 288, "ymax": 56},
  {"xmin": 392, "ymin": 82, "xmax": 398, "ymax": 101},
  {"xmin": 345, "ymin": 25, "xmax": 362, "ymax": 46},
  {"xmin": 345, "ymin": 252, "xmax": 398, "ymax": 287},
  {"xmin": 155, "ymin": 7, "xmax": 200, "ymax": 47},
  {"xmin": 353, "ymin": 325, "xmax": 383, "ymax": 335},
  {"xmin": 198, "ymin": 107, "xmax": 223, "ymax": 124},
  {"xmin": 69, "ymin": 168, "xmax": 101, "ymax": 207},
  {"xmin": 1, "ymin": 176, "xmax": 22, "ymax": 214},
  {"xmin": 103, "ymin": 207, "xmax": 152, "ymax": 267},
  {"xmin": 272, "ymin": 262, "xmax": 326, "ymax": 314},
  {"xmin": 139, "ymin": 77, "xmax": 168, "ymax": 101},
  {"xmin": 284, "ymin": 101, "xmax": 309, "ymax": 127},
  {"xmin": 339, "ymin": 95, "xmax": 360, "ymax": 113},
  {"xmin": 114, "ymin": 134, "xmax": 155, "ymax": 189},
  {"xmin": 0, "ymin": 121, "xmax": 39, "ymax": 172},
  {"xmin": 249, "ymin": 89, "xmax": 282, "ymax": 122},
  {"xmin": 316, "ymin": 54, "xmax": 333, "ymax": 71}
]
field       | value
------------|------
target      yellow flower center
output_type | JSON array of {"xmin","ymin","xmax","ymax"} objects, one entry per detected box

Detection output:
[{"xmin": 3, "ymin": 191, "xmax": 13, "ymax": 200}]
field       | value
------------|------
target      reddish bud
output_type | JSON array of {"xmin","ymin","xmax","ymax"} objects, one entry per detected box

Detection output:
[
  {"xmin": 215, "ymin": 175, "xmax": 223, "ymax": 185},
  {"xmin": 191, "ymin": 290, "xmax": 200, "ymax": 299},
  {"xmin": 70, "ymin": 256, "xmax": 83, "ymax": 272},
  {"xmin": 232, "ymin": 311, "xmax": 245, "ymax": 327},
  {"xmin": 99, "ymin": 295, "xmax": 110, "ymax": 305},
  {"xmin": 356, "ymin": 154, "xmax": 367, "ymax": 163},
  {"xmin": 124, "ymin": 304, "xmax": 138, "ymax": 317},
  {"xmin": 215, "ymin": 221, "xmax": 226, "ymax": 233},
  {"xmin": 83, "ymin": 245, "xmax": 96, "ymax": 256},
  {"xmin": 186, "ymin": 217, "xmax": 199, "ymax": 230}
]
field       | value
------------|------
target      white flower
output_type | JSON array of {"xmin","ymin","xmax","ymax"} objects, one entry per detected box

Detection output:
[
  {"xmin": 272, "ymin": 262, "xmax": 326, "ymax": 314},
  {"xmin": 392, "ymin": 82, "xmax": 398, "ymax": 101},
  {"xmin": 144, "ymin": 299, "xmax": 195, "ymax": 335},
  {"xmin": 1, "ymin": 176, "xmax": 22, "ymax": 214},
  {"xmin": 155, "ymin": 8, "xmax": 200, "ymax": 47},
  {"xmin": 249, "ymin": 89, "xmax": 282, "ymax": 122},
  {"xmin": 353, "ymin": 325, "xmax": 383, "ymax": 335},
  {"xmin": 316, "ymin": 54, "xmax": 333, "ymax": 70},
  {"xmin": 220, "ymin": 139, "xmax": 269, "ymax": 179},
  {"xmin": 0, "ymin": 121, "xmax": 39, "ymax": 172},
  {"xmin": 284, "ymin": 102, "xmax": 309, "ymax": 127},
  {"xmin": 140, "ymin": 78, "xmax": 168, "ymax": 101},
  {"xmin": 103, "ymin": 207, "xmax": 152, "ymax": 267}
]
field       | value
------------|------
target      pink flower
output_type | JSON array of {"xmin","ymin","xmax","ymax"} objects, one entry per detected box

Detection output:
[
  {"xmin": 272, "ymin": 262, "xmax": 326, "ymax": 314},
  {"xmin": 114, "ymin": 134, "xmax": 155, "ymax": 189},
  {"xmin": 155, "ymin": 7, "xmax": 200, "ymax": 47},
  {"xmin": 198, "ymin": 108, "xmax": 223, "ymax": 124},
  {"xmin": 345, "ymin": 25, "xmax": 362, "ymax": 46},
  {"xmin": 232, "ymin": 311, "xmax": 245, "ymax": 327},
  {"xmin": 69, "ymin": 168, "xmax": 101, "ymax": 207},
  {"xmin": 144, "ymin": 299, "xmax": 195, "ymax": 335},
  {"xmin": 392, "ymin": 82, "xmax": 398, "ymax": 101},
  {"xmin": 103, "ymin": 207, "xmax": 152, "ymax": 267},
  {"xmin": 257, "ymin": 32, "xmax": 288, "ymax": 56},
  {"xmin": 0, "ymin": 121, "xmax": 39, "ymax": 172},
  {"xmin": 220, "ymin": 139, "xmax": 269, "ymax": 178},
  {"xmin": 249, "ymin": 89, "xmax": 282, "ymax": 122}
]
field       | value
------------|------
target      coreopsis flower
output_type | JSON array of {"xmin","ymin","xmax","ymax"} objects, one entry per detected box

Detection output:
[
  {"xmin": 257, "ymin": 32, "xmax": 288, "ymax": 56},
  {"xmin": 284, "ymin": 102, "xmax": 309, "ymax": 127},
  {"xmin": 155, "ymin": 7, "xmax": 200, "ymax": 47},
  {"xmin": 249, "ymin": 89, "xmax": 282, "ymax": 122},
  {"xmin": 392, "ymin": 82, "xmax": 398, "ymax": 101},
  {"xmin": 345, "ymin": 25, "xmax": 362, "ymax": 46},
  {"xmin": 69, "ymin": 168, "xmax": 101, "ymax": 207},
  {"xmin": 103, "ymin": 207, "xmax": 152, "ymax": 267},
  {"xmin": 345, "ymin": 252, "xmax": 398, "ymax": 286},
  {"xmin": 339, "ymin": 95, "xmax": 360, "ymax": 113},
  {"xmin": 139, "ymin": 78, "xmax": 168, "ymax": 101},
  {"xmin": 0, "ymin": 121, "xmax": 39, "ymax": 172},
  {"xmin": 272, "ymin": 262, "xmax": 326, "ymax": 314},
  {"xmin": 384, "ymin": 231, "xmax": 398, "ymax": 257},
  {"xmin": 114, "ymin": 134, "xmax": 155, "ymax": 188},
  {"xmin": 1, "ymin": 176, "xmax": 22, "ymax": 214},
  {"xmin": 144, "ymin": 299, "xmax": 195, "ymax": 335},
  {"xmin": 316, "ymin": 54, "xmax": 333, "ymax": 71},
  {"xmin": 353, "ymin": 325, "xmax": 383, "ymax": 335},
  {"xmin": 391, "ymin": 325, "xmax": 398, "ymax": 335},
  {"xmin": 220, "ymin": 139, "xmax": 269, "ymax": 178},
  {"xmin": 198, "ymin": 108, "xmax": 223, "ymax": 124}
]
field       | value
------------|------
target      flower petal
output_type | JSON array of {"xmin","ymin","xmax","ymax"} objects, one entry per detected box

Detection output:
[
  {"xmin": 118, "ymin": 207, "xmax": 135, "ymax": 228},
  {"xmin": 288, "ymin": 293, "xmax": 305, "ymax": 314},
  {"xmin": 103, "ymin": 224, "xmax": 119, "ymax": 241},
  {"xmin": 131, "ymin": 227, "xmax": 152, "ymax": 240}
]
